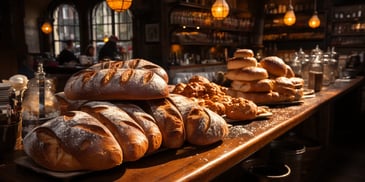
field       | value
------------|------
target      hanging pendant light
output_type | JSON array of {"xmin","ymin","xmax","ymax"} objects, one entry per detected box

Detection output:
[
  {"xmin": 41, "ymin": 22, "xmax": 52, "ymax": 34},
  {"xmin": 106, "ymin": 0, "xmax": 132, "ymax": 12},
  {"xmin": 283, "ymin": 0, "xmax": 296, "ymax": 26},
  {"xmin": 308, "ymin": 0, "xmax": 320, "ymax": 28},
  {"xmin": 211, "ymin": 0, "xmax": 230, "ymax": 20}
]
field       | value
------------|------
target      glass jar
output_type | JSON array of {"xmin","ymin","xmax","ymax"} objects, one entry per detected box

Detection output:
[
  {"xmin": 308, "ymin": 55, "xmax": 323, "ymax": 92},
  {"xmin": 322, "ymin": 54, "xmax": 331, "ymax": 86},
  {"xmin": 21, "ymin": 63, "xmax": 60, "ymax": 138}
]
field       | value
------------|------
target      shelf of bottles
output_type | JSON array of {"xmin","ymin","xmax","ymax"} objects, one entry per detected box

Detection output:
[{"xmin": 330, "ymin": 5, "xmax": 365, "ymax": 48}]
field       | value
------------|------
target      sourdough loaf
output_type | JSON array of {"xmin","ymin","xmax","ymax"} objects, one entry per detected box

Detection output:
[{"xmin": 23, "ymin": 111, "xmax": 123, "ymax": 171}]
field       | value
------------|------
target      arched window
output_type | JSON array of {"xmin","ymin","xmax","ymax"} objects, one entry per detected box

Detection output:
[
  {"xmin": 92, "ymin": 1, "xmax": 133, "ymax": 60},
  {"xmin": 52, "ymin": 4, "xmax": 80, "ymax": 57}
]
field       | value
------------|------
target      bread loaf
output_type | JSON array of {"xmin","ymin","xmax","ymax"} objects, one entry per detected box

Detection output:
[
  {"xmin": 168, "ymin": 94, "xmax": 228, "ymax": 146},
  {"xmin": 23, "ymin": 111, "xmax": 123, "ymax": 171},
  {"xmin": 225, "ymin": 97, "xmax": 258, "ymax": 121},
  {"xmin": 114, "ymin": 103, "xmax": 162, "ymax": 154},
  {"xmin": 55, "ymin": 92, "xmax": 87, "ymax": 115},
  {"xmin": 226, "ymin": 57, "xmax": 257, "ymax": 70},
  {"xmin": 142, "ymin": 99, "xmax": 185, "ymax": 149},
  {"xmin": 234, "ymin": 49, "xmax": 254, "ymax": 58},
  {"xmin": 89, "ymin": 59, "xmax": 169, "ymax": 83},
  {"xmin": 260, "ymin": 56, "xmax": 287, "ymax": 77},
  {"xmin": 80, "ymin": 101, "xmax": 148, "ymax": 161},
  {"xmin": 64, "ymin": 68, "xmax": 169, "ymax": 100}
]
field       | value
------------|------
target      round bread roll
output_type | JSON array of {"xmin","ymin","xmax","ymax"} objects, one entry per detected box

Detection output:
[
  {"xmin": 273, "ymin": 77, "xmax": 296, "ymax": 96},
  {"xmin": 226, "ymin": 57, "xmax": 257, "ymax": 70},
  {"xmin": 234, "ymin": 49, "xmax": 254, "ymax": 58},
  {"xmin": 225, "ymin": 66, "xmax": 268, "ymax": 81},
  {"xmin": 285, "ymin": 65, "xmax": 295, "ymax": 78},
  {"xmin": 289, "ymin": 77, "xmax": 304, "ymax": 89},
  {"xmin": 23, "ymin": 111, "xmax": 123, "ymax": 172},
  {"xmin": 260, "ymin": 56, "xmax": 287, "ymax": 77},
  {"xmin": 231, "ymin": 79, "xmax": 274, "ymax": 92}
]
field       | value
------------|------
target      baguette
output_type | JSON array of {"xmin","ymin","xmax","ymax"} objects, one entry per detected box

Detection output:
[
  {"xmin": 23, "ymin": 111, "xmax": 123, "ymax": 171},
  {"xmin": 168, "ymin": 94, "xmax": 229, "ymax": 146},
  {"xmin": 142, "ymin": 99, "xmax": 185, "ymax": 149},
  {"xmin": 80, "ymin": 101, "xmax": 148, "ymax": 161},
  {"xmin": 114, "ymin": 103, "xmax": 162, "ymax": 154}
]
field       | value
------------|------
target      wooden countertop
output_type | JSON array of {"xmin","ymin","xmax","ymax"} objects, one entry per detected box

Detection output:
[{"xmin": 0, "ymin": 77, "xmax": 363, "ymax": 182}]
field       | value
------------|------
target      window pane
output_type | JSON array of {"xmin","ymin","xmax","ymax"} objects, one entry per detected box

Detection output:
[
  {"xmin": 91, "ymin": 1, "xmax": 133, "ymax": 61},
  {"xmin": 52, "ymin": 4, "xmax": 80, "ymax": 56}
]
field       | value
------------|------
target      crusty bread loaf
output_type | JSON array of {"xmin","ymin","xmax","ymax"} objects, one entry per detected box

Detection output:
[
  {"xmin": 114, "ymin": 103, "xmax": 162, "ymax": 154},
  {"xmin": 143, "ymin": 99, "xmax": 185, "ymax": 149},
  {"xmin": 260, "ymin": 56, "xmax": 287, "ymax": 77},
  {"xmin": 89, "ymin": 59, "xmax": 169, "ymax": 83},
  {"xmin": 80, "ymin": 101, "xmax": 148, "ymax": 161},
  {"xmin": 285, "ymin": 65, "xmax": 295, "ymax": 78},
  {"xmin": 226, "ymin": 57, "xmax": 257, "ymax": 70},
  {"xmin": 64, "ymin": 68, "xmax": 169, "ymax": 100},
  {"xmin": 168, "ymin": 94, "xmax": 228, "ymax": 146},
  {"xmin": 231, "ymin": 79, "xmax": 274, "ymax": 93},
  {"xmin": 225, "ymin": 66, "xmax": 268, "ymax": 81},
  {"xmin": 23, "ymin": 111, "xmax": 123, "ymax": 171},
  {"xmin": 227, "ymin": 89, "xmax": 294, "ymax": 105}
]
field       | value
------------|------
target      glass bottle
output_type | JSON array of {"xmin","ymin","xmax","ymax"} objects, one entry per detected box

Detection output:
[
  {"xmin": 322, "ymin": 54, "xmax": 331, "ymax": 86},
  {"xmin": 21, "ymin": 63, "xmax": 60, "ymax": 138}
]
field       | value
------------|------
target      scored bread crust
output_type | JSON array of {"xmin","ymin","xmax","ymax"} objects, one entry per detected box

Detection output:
[
  {"xmin": 167, "ymin": 94, "xmax": 228, "ymax": 146},
  {"xmin": 23, "ymin": 111, "xmax": 123, "ymax": 172},
  {"xmin": 64, "ymin": 68, "xmax": 169, "ymax": 100},
  {"xmin": 89, "ymin": 59, "xmax": 169, "ymax": 83},
  {"xmin": 143, "ymin": 99, "xmax": 186, "ymax": 149},
  {"xmin": 114, "ymin": 103, "xmax": 162, "ymax": 154},
  {"xmin": 80, "ymin": 101, "xmax": 148, "ymax": 162}
]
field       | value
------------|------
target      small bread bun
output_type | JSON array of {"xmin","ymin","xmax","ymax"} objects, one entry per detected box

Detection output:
[
  {"xmin": 226, "ymin": 57, "xmax": 257, "ymax": 70},
  {"xmin": 273, "ymin": 76, "xmax": 296, "ymax": 95},
  {"xmin": 285, "ymin": 65, "xmax": 295, "ymax": 78},
  {"xmin": 234, "ymin": 49, "xmax": 254, "ymax": 58},
  {"xmin": 231, "ymin": 79, "xmax": 274, "ymax": 93},
  {"xmin": 227, "ymin": 90, "xmax": 294, "ymax": 105},
  {"xmin": 225, "ymin": 67, "xmax": 268, "ymax": 81},
  {"xmin": 289, "ymin": 77, "xmax": 304, "ymax": 89},
  {"xmin": 260, "ymin": 56, "xmax": 287, "ymax": 77}
]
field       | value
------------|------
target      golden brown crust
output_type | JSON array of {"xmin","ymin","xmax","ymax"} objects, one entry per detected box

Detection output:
[
  {"xmin": 234, "ymin": 49, "xmax": 254, "ymax": 58},
  {"xmin": 225, "ymin": 97, "xmax": 258, "ymax": 120},
  {"xmin": 80, "ymin": 101, "xmax": 148, "ymax": 162},
  {"xmin": 260, "ymin": 56, "xmax": 287, "ymax": 77},
  {"xmin": 285, "ymin": 65, "xmax": 295, "ymax": 78},
  {"xmin": 144, "ymin": 99, "xmax": 185, "ymax": 149},
  {"xmin": 225, "ymin": 66, "xmax": 268, "ymax": 81},
  {"xmin": 231, "ymin": 79, "xmax": 274, "ymax": 93},
  {"xmin": 168, "ymin": 94, "xmax": 228, "ymax": 146},
  {"xmin": 226, "ymin": 57, "xmax": 257, "ymax": 70},
  {"xmin": 23, "ymin": 111, "xmax": 123, "ymax": 172},
  {"xmin": 115, "ymin": 103, "xmax": 162, "ymax": 154}
]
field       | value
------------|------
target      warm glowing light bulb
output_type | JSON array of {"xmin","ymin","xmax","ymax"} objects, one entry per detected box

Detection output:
[
  {"xmin": 211, "ymin": 0, "xmax": 230, "ymax": 20},
  {"xmin": 283, "ymin": 6, "xmax": 296, "ymax": 26},
  {"xmin": 308, "ymin": 12, "xmax": 320, "ymax": 28},
  {"xmin": 106, "ymin": 0, "xmax": 132, "ymax": 12},
  {"xmin": 103, "ymin": 36, "xmax": 109, "ymax": 42},
  {"xmin": 41, "ymin": 22, "xmax": 52, "ymax": 34}
]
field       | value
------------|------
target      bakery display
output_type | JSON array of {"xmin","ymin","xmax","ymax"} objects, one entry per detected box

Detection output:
[
  {"xmin": 225, "ymin": 49, "xmax": 304, "ymax": 105},
  {"xmin": 23, "ymin": 59, "xmax": 230, "ymax": 172}
]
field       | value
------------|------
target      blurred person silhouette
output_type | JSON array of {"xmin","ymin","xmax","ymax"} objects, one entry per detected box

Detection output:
[
  {"xmin": 84, "ymin": 44, "xmax": 96, "ymax": 57},
  {"xmin": 56, "ymin": 40, "xmax": 78, "ymax": 65},
  {"xmin": 98, "ymin": 35, "xmax": 121, "ymax": 61}
]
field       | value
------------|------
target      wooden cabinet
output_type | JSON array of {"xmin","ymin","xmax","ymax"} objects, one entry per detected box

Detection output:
[{"xmin": 328, "ymin": 4, "xmax": 365, "ymax": 54}]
